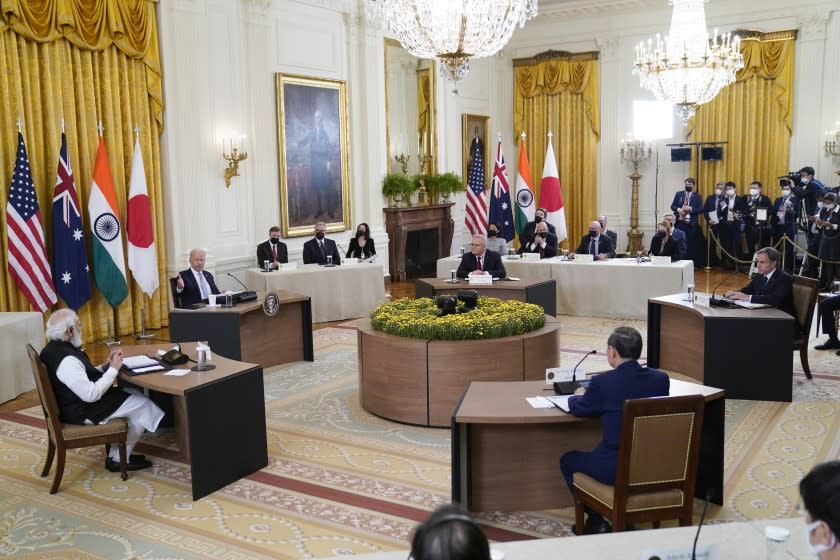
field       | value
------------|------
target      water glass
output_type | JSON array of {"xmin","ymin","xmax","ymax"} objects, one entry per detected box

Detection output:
[
  {"xmin": 460, "ymin": 247, "xmax": 465, "ymax": 256},
  {"xmin": 687, "ymin": 284, "xmax": 695, "ymax": 302},
  {"xmin": 263, "ymin": 259, "xmax": 271, "ymax": 272},
  {"xmin": 326, "ymin": 255, "xmax": 333, "ymax": 266},
  {"xmin": 450, "ymin": 269, "xmax": 456, "ymax": 283}
]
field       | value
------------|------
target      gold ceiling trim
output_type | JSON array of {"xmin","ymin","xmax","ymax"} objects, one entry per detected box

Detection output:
[{"xmin": 513, "ymin": 49, "xmax": 599, "ymax": 66}]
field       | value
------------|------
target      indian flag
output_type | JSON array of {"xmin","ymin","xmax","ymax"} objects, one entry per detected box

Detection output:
[
  {"xmin": 88, "ymin": 136, "xmax": 128, "ymax": 308},
  {"xmin": 514, "ymin": 133, "xmax": 535, "ymax": 240}
]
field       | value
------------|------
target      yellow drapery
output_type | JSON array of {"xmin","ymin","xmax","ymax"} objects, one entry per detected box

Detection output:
[
  {"xmin": 513, "ymin": 51, "xmax": 600, "ymax": 249},
  {"xmin": 0, "ymin": 0, "xmax": 167, "ymax": 343},
  {"xmin": 685, "ymin": 30, "xmax": 796, "ymax": 198}
]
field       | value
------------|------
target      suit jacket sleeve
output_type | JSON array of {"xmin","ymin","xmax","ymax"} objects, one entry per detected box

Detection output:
[
  {"xmin": 278, "ymin": 243, "xmax": 288, "ymax": 264},
  {"xmin": 328, "ymin": 240, "xmax": 341, "ymax": 265},
  {"xmin": 568, "ymin": 375, "xmax": 606, "ymax": 417},
  {"xmin": 256, "ymin": 242, "xmax": 270, "ymax": 266},
  {"xmin": 347, "ymin": 238, "xmax": 358, "ymax": 258},
  {"xmin": 602, "ymin": 235, "xmax": 616, "ymax": 258},
  {"xmin": 486, "ymin": 252, "xmax": 506, "ymax": 278},
  {"xmin": 670, "ymin": 192, "xmax": 681, "ymax": 213},
  {"xmin": 575, "ymin": 235, "xmax": 588, "ymax": 254},
  {"xmin": 205, "ymin": 271, "xmax": 220, "ymax": 295},
  {"xmin": 456, "ymin": 254, "xmax": 473, "ymax": 279},
  {"xmin": 368, "ymin": 238, "xmax": 376, "ymax": 256},
  {"xmin": 302, "ymin": 240, "xmax": 315, "ymax": 264}
]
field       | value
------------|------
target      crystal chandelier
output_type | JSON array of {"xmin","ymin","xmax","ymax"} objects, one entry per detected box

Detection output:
[
  {"xmin": 633, "ymin": 0, "xmax": 744, "ymax": 124},
  {"xmin": 367, "ymin": 0, "xmax": 538, "ymax": 88}
]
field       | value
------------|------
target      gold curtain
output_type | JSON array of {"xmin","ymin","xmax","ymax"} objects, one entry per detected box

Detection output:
[
  {"xmin": 513, "ymin": 51, "xmax": 600, "ymax": 249},
  {"xmin": 685, "ymin": 30, "xmax": 796, "ymax": 198},
  {"xmin": 0, "ymin": 0, "xmax": 167, "ymax": 343}
]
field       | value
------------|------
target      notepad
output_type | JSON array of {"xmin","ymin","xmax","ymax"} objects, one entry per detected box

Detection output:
[
  {"xmin": 546, "ymin": 395, "xmax": 571, "ymax": 412},
  {"xmin": 123, "ymin": 355, "xmax": 160, "ymax": 369}
]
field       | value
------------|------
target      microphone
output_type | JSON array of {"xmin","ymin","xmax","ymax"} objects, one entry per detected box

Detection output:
[
  {"xmin": 691, "ymin": 489, "xmax": 713, "ymax": 560},
  {"xmin": 572, "ymin": 349, "xmax": 597, "ymax": 383},
  {"xmin": 226, "ymin": 273, "xmax": 258, "ymax": 303},
  {"xmin": 227, "ymin": 272, "xmax": 249, "ymax": 292},
  {"xmin": 337, "ymin": 243, "xmax": 347, "ymax": 258},
  {"xmin": 554, "ymin": 349, "xmax": 597, "ymax": 395},
  {"xmin": 710, "ymin": 269, "xmax": 742, "ymax": 306}
]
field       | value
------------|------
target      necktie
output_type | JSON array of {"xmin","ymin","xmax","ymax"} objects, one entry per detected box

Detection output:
[
  {"xmin": 589, "ymin": 239, "xmax": 596, "ymax": 255},
  {"xmin": 320, "ymin": 241, "xmax": 326, "ymax": 260},
  {"xmin": 476, "ymin": 255, "xmax": 482, "ymax": 271},
  {"xmin": 757, "ymin": 275, "xmax": 767, "ymax": 295},
  {"xmin": 198, "ymin": 271, "xmax": 209, "ymax": 299},
  {"xmin": 684, "ymin": 192, "xmax": 689, "ymax": 206},
  {"xmin": 539, "ymin": 245, "xmax": 544, "ymax": 258},
  {"xmin": 272, "ymin": 244, "xmax": 278, "ymax": 261}
]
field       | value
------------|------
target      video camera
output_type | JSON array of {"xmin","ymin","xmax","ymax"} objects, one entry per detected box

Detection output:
[{"xmin": 778, "ymin": 172, "xmax": 801, "ymax": 187}]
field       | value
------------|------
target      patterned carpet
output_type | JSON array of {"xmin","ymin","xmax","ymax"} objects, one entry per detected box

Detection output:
[{"xmin": 1, "ymin": 319, "xmax": 839, "ymax": 559}]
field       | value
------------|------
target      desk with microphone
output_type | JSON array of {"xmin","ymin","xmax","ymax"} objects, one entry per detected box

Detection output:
[
  {"xmin": 709, "ymin": 269, "xmax": 743, "ymax": 308},
  {"xmin": 226, "ymin": 273, "xmax": 258, "ymax": 303},
  {"xmin": 553, "ymin": 349, "xmax": 596, "ymax": 395}
]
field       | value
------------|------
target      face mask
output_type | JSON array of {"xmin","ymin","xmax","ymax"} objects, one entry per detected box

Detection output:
[
  {"xmin": 817, "ymin": 202, "xmax": 824, "ymax": 209},
  {"xmin": 782, "ymin": 189, "xmax": 791, "ymax": 196},
  {"xmin": 685, "ymin": 186, "xmax": 693, "ymax": 192},
  {"xmin": 535, "ymin": 215, "xmax": 543, "ymax": 223},
  {"xmin": 589, "ymin": 230, "xmax": 598, "ymax": 238},
  {"xmin": 805, "ymin": 520, "xmax": 837, "ymax": 555},
  {"xmin": 315, "ymin": 232, "xmax": 325, "ymax": 240},
  {"xmin": 655, "ymin": 230, "xmax": 665, "ymax": 237},
  {"xmin": 750, "ymin": 188, "xmax": 759, "ymax": 196},
  {"xmin": 488, "ymin": 230, "xmax": 497, "ymax": 237},
  {"xmin": 270, "ymin": 238, "xmax": 279, "ymax": 245},
  {"xmin": 726, "ymin": 190, "xmax": 735, "ymax": 197},
  {"xmin": 802, "ymin": 176, "xmax": 811, "ymax": 185},
  {"xmin": 715, "ymin": 188, "xmax": 722, "ymax": 196},
  {"xmin": 356, "ymin": 229, "xmax": 364, "ymax": 236}
]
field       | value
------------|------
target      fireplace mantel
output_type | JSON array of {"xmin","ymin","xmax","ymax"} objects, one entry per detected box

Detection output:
[{"xmin": 384, "ymin": 204, "xmax": 454, "ymax": 281}]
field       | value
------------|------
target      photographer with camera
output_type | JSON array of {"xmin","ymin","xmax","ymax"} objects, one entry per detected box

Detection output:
[
  {"xmin": 783, "ymin": 167, "xmax": 825, "ymax": 278},
  {"xmin": 772, "ymin": 183, "xmax": 801, "ymax": 273},
  {"xmin": 745, "ymin": 181, "xmax": 772, "ymax": 256},
  {"xmin": 816, "ymin": 191, "xmax": 840, "ymax": 291}
]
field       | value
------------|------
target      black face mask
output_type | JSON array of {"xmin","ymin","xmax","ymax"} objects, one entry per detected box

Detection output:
[
  {"xmin": 589, "ymin": 230, "xmax": 598, "ymax": 238},
  {"xmin": 685, "ymin": 186, "xmax": 693, "ymax": 192},
  {"xmin": 488, "ymin": 230, "xmax": 497, "ymax": 237},
  {"xmin": 655, "ymin": 230, "xmax": 665, "ymax": 238},
  {"xmin": 270, "ymin": 238, "xmax": 279, "ymax": 245},
  {"xmin": 315, "ymin": 232, "xmax": 325, "ymax": 240},
  {"xmin": 356, "ymin": 230, "xmax": 365, "ymax": 237},
  {"xmin": 534, "ymin": 216, "xmax": 543, "ymax": 223}
]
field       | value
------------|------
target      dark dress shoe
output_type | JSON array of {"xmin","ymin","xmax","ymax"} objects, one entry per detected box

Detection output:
[
  {"xmin": 583, "ymin": 515, "xmax": 612, "ymax": 534},
  {"xmin": 105, "ymin": 456, "xmax": 152, "ymax": 472},
  {"xmin": 815, "ymin": 339, "xmax": 840, "ymax": 350}
]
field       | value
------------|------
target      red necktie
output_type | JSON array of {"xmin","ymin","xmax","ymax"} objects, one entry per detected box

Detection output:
[
  {"xmin": 476, "ymin": 255, "xmax": 482, "ymax": 271},
  {"xmin": 271, "ymin": 244, "xmax": 277, "ymax": 261}
]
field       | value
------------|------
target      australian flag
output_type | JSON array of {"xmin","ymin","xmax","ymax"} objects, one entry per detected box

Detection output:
[
  {"xmin": 489, "ymin": 139, "xmax": 515, "ymax": 242},
  {"xmin": 52, "ymin": 132, "xmax": 92, "ymax": 310}
]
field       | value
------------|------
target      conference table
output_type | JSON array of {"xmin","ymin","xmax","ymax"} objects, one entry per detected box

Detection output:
[
  {"xmin": 414, "ymin": 277, "xmax": 557, "ymax": 316},
  {"xmin": 451, "ymin": 378, "xmax": 725, "ymax": 512},
  {"xmin": 320, "ymin": 517, "xmax": 811, "ymax": 559},
  {"xmin": 120, "ymin": 342, "xmax": 268, "ymax": 500},
  {"xmin": 648, "ymin": 294, "xmax": 794, "ymax": 402},
  {"xmin": 0, "ymin": 312, "xmax": 43, "ymax": 404},
  {"xmin": 170, "ymin": 290, "xmax": 313, "ymax": 367},
  {"xmin": 244, "ymin": 263, "xmax": 386, "ymax": 323},
  {"xmin": 436, "ymin": 255, "xmax": 693, "ymax": 318}
]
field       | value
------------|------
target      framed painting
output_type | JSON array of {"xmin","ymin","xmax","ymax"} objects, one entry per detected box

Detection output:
[
  {"xmin": 461, "ymin": 114, "xmax": 490, "ymax": 191},
  {"xmin": 275, "ymin": 73, "xmax": 351, "ymax": 237}
]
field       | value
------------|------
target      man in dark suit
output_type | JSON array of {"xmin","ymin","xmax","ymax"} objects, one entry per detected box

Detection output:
[
  {"xmin": 771, "ymin": 184, "xmax": 800, "ymax": 273},
  {"xmin": 703, "ymin": 182, "xmax": 725, "ymax": 266},
  {"xmin": 718, "ymin": 181, "xmax": 747, "ymax": 269},
  {"xmin": 816, "ymin": 191, "xmax": 840, "ymax": 291},
  {"xmin": 456, "ymin": 234, "xmax": 506, "ymax": 279},
  {"xmin": 256, "ymin": 226, "xmax": 288, "ymax": 269},
  {"xmin": 519, "ymin": 207, "xmax": 556, "ymax": 248},
  {"xmin": 519, "ymin": 221, "xmax": 557, "ymax": 258},
  {"xmin": 744, "ymin": 181, "xmax": 773, "ymax": 256},
  {"xmin": 560, "ymin": 326, "xmax": 670, "ymax": 534},
  {"xmin": 814, "ymin": 293, "xmax": 840, "ymax": 352},
  {"xmin": 725, "ymin": 247, "xmax": 796, "ymax": 319},
  {"xmin": 663, "ymin": 213, "xmax": 687, "ymax": 260},
  {"xmin": 176, "ymin": 248, "xmax": 220, "ymax": 308},
  {"xmin": 573, "ymin": 221, "xmax": 615, "ymax": 260},
  {"xmin": 670, "ymin": 177, "xmax": 703, "ymax": 265},
  {"xmin": 598, "ymin": 214, "xmax": 618, "ymax": 249},
  {"xmin": 302, "ymin": 221, "xmax": 341, "ymax": 265}
]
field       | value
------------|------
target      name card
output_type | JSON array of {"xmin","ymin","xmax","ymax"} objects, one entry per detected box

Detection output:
[
  {"xmin": 695, "ymin": 292, "xmax": 711, "ymax": 308},
  {"xmin": 521, "ymin": 252, "xmax": 541, "ymax": 261},
  {"xmin": 546, "ymin": 367, "xmax": 583, "ymax": 383},
  {"xmin": 640, "ymin": 544, "xmax": 720, "ymax": 560},
  {"xmin": 574, "ymin": 254, "xmax": 594, "ymax": 263},
  {"xmin": 468, "ymin": 274, "xmax": 493, "ymax": 285},
  {"xmin": 342, "ymin": 258, "xmax": 360, "ymax": 265},
  {"xmin": 650, "ymin": 255, "xmax": 672, "ymax": 265},
  {"xmin": 279, "ymin": 263, "xmax": 298, "ymax": 271}
]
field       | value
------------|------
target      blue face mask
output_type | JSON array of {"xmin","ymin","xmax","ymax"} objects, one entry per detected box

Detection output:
[{"xmin": 805, "ymin": 520, "xmax": 837, "ymax": 555}]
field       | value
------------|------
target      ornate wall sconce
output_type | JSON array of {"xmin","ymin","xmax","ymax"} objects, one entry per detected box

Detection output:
[
  {"xmin": 825, "ymin": 126, "xmax": 840, "ymax": 157},
  {"xmin": 223, "ymin": 136, "xmax": 248, "ymax": 188}
]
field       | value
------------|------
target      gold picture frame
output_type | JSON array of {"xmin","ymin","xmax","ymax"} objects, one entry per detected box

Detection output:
[
  {"xmin": 275, "ymin": 73, "xmax": 351, "ymax": 237},
  {"xmin": 461, "ymin": 114, "xmax": 490, "ymax": 191}
]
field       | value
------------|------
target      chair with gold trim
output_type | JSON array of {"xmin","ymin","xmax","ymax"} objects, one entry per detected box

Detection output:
[
  {"xmin": 791, "ymin": 275, "xmax": 819, "ymax": 379},
  {"xmin": 572, "ymin": 394, "xmax": 705, "ymax": 533},
  {"xmin": 26, "ymin": 344, "xmax": 128, "ymax": 493}
]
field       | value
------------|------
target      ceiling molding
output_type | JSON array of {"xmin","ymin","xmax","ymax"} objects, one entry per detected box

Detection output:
[{"xmin": 537, "ymin": 0, "xmax": 662, "ymax": 18}]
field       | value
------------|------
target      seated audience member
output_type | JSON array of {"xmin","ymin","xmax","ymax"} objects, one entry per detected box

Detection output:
[
  {"xmin": 485, "ymin": 221, "xmax": 508, "ymax": 256},
  {"xmin": 519, "ymin": 221, "xmax": 557, "ymax": 258},
  {"xmin": 519, "ymin": 207, "xmax": 556, "ymax": 247},
  {"xmin": 814, "ymin": 293, "xmax": 840, "ymax": 352},
  {"xmin": 346, "ymin": 222, "xmax": 376, "ymax": 259},
  {"xmin": 799, "ymin": 460, "xmax": 840, "ymax": 559},
  {"xmin": 663, "ymin": 213, "xmax": 687, "ymax": 260},
  {"xmin": 41, "ymin": 309, "xmax": 165, "ymax": 472},
  {"xmin": 649, "ymin": 219, "xmax": 679, "ymax": 261},
  {"xmin": 598, "ymin": 214, "xmax": 618, "ymax": 248},
  {"xmin": 559, "ymin": 326, "xmax": 670, "ymax": 534},
  {"xmin": 302, "ymin": 222, "xmax": 341, "ymax": 265},
  {"xmin": 176, "ymin": 248, "xmax": 220, "ymax": 308},
  {"xmin": 256, "ymin": 226, "xmax": 288, "ymax": 268},
  {"xmin": 573, "ymin": 221, "xmax": 615, "ymax": 260},
  {"xmin": 724, "ymin": 247, "xmax": 796, "ymax": 319},
  {"xmin": 410, "ymin": 503, "xmax": 491, "ymax": 560},
  {"xmin": 456, "ymin": 234, "xmax": 506, "ymax": 279}
]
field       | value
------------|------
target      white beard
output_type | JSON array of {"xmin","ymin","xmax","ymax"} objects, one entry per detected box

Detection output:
[{"xmin": 70, "ymin": 328, "xmax": 83, "ymax": 349}]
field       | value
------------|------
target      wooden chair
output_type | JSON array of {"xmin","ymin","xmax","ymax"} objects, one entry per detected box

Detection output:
[
  {"xmin": 26, "ymin": 344, "xmax": 128, "ymax": 493},
  {"xmin": 572, "ymin": 394, "xmax": 705, "ymax": 533},
  {"xmin": 169, "ymin": 276, "xmax": 182, "ymax": 309},
  {"xmin": 791, "ymin": 275, "xmax": 819, "ymax": 380}
]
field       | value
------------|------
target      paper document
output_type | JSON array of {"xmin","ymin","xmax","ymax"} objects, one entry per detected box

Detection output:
[
  {"xmin": 526, "ymin": 397, "xmax": 555, "ymax": 409},
  {"xmin": 123, "ymin": 355, "xmax": 160, "ymax": 369},
  {"xmin": 131, "ymin": 364, "xmax": 165, "ymax": 373},
  {"xmin": 163, "ymin": 369, "xmax": 191, "ymax": 377},
  {"xmin": 732, "ymin": 300, "xmax": 771, "ymax": 309},
  {"xmin": 546, "ymin": 395, "xmax": 571, "ymax": 412},
  {"xmin": 526, "ymin": 396, "xmax": 571, "ymax": 412}
]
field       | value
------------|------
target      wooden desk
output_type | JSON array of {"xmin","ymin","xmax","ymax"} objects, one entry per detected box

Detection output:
[
  {"xmin": 648, "ymin": 294, "xmax": 794, "ymax": 402},
  {"xmin": 451, "ymin": 379, "xmax": 725, "ymax": 512},
  {"xmin": 120, "ymin": 342, "xmax": 268, "ymax": 500},
  {"xmin": 169, "ymin": 290, "xmax": 313, "ymax": 367},
  {"xmin": 414, "ymin": 277, "xmax": 557, "ymax": 316}
]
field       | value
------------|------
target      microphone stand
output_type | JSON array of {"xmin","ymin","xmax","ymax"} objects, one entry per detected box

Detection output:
[{"xmin": 135, "ymin": 306, "xmax": 156, "ymax": 339}]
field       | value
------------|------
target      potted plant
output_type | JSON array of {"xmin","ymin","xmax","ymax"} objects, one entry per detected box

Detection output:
[
  {"xmin": 436, "ymin": 172, "xmax": 461, "ymax": 203},
  {"xmin": 382, "ymin": 173, "xmax": 413, "ymax": 208}
]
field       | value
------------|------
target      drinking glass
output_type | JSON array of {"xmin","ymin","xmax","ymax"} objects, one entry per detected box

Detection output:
[{"xmin": 326, "ymin": 255, "xmax": 333, "ymax": 266}]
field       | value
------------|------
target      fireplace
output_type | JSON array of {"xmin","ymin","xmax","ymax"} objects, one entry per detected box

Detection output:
[{"xmin": 384, "ymin": 203, "xmax": 454, "ymax": 281}]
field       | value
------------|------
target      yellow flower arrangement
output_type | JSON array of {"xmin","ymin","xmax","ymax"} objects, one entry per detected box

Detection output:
[{"xmin": 370, "ymin": 297, "xmax": 545, "ymax": 340}]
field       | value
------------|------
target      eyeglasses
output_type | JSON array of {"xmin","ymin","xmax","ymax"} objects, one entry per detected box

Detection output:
[{"xmin": 470, "ymin": 243, "xmax": 483, "ymax": 247}]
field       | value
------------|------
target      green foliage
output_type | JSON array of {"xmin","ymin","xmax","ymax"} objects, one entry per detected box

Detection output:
[
  {"xmin": 381, "ymin": 173, "xmax": 414, "ymax": 196},
  {"xmin": 370, "ymin": 297, "xmax": 545, "ymax": 340},
  {"xmin": 436, "ymin": 172, "xmax": 462, "ymax": 195}
]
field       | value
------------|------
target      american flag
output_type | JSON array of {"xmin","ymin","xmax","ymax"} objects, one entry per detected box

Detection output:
[
  {"xmin": 465, "ymin": 137, "xmax": 488, "ymax": 236},
  {"xmin": 6, "ymin": 132, "xmax": 57, "ymax": 312}
]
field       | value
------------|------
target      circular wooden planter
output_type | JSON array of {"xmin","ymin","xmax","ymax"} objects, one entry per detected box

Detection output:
[{"xmin": 354, "ymin": 316, "xmax": 560, "ymax": 427}]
